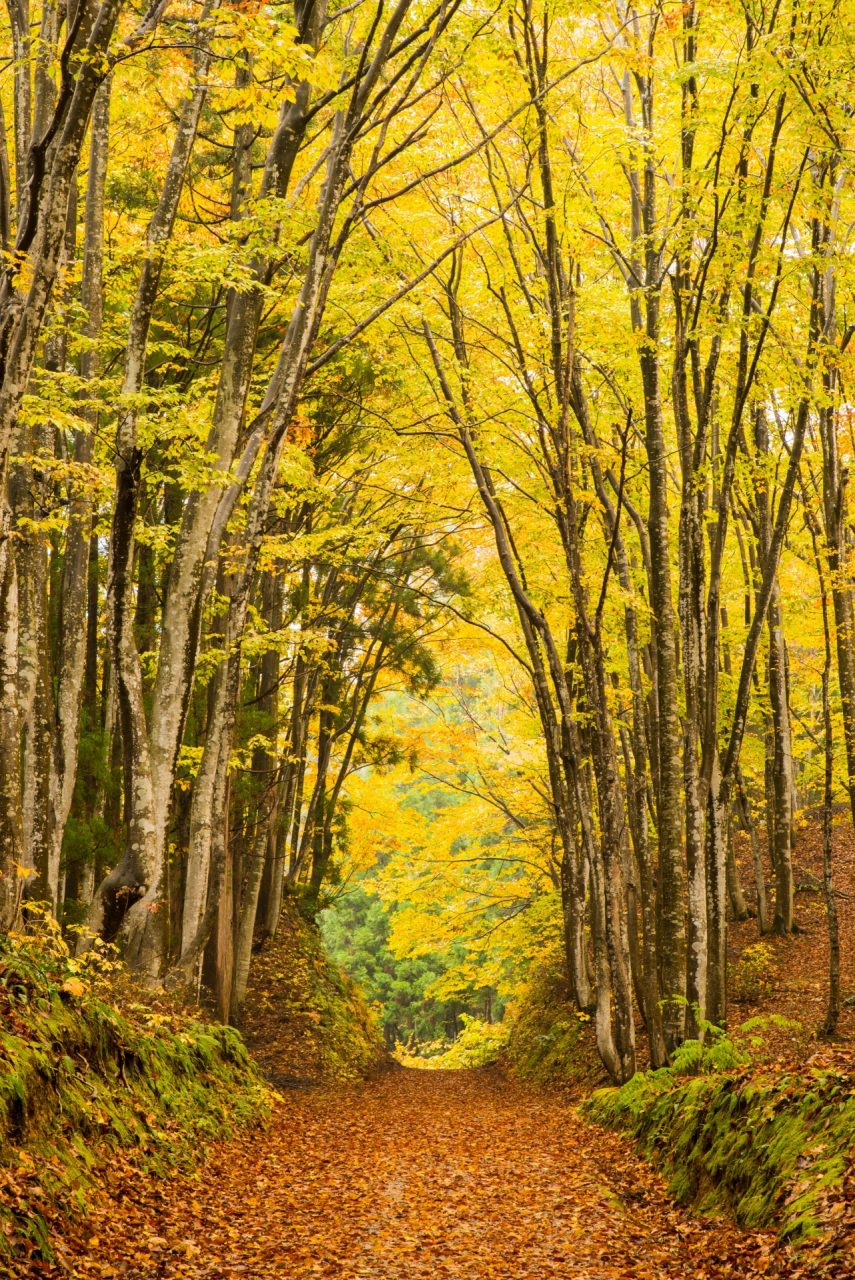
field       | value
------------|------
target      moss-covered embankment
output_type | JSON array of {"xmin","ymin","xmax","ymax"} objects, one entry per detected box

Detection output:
[
  {"xmin": 585, "ymin": 1027, "xmax": 854, "ymax": 1245},
  {"xmin": 0, "ymin": 927, "xmax": 269, "ymax": 1267},
  {"xmin": 501, "ymin": 952, "xmax": 853, "ymax": 1255}
]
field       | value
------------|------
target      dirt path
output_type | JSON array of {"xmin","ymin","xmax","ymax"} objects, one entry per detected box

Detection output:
[{"xmin": 62, "ymin": 1069, "xmax": 822, "ymax": 1280}]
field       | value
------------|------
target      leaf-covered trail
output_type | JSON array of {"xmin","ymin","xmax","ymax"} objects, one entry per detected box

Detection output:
[{"xmin": 66, "ymin": 1069, "xmax": 814, "ymax": 1279}]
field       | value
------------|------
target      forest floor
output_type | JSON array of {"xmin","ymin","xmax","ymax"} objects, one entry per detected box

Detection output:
[
  {"xmin": 728, "ymin": 812, "xmax": 855, "ymax": 1044},
  {"xmin": 17, "ymin": 817, "xmax": 855, "ymax": 1278},
  {"xmin": 56, "ymin": 1067, "xmax": 839, "ymax": 1280}
]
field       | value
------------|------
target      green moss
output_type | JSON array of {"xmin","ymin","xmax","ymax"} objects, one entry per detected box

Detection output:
[
  {"xmin": 0, "ymin": 931, "xmax": 269, "ymax": 1264},
  {"xmin": 312, "ymin": 955, "xmax": 387, "ymax": 1080},
  {"xmin": 584, "ymin": 1024, "xmax": 855, "ymax": 1240}
]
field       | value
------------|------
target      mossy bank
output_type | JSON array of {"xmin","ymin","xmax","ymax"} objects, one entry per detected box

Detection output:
[
  {"xmin": 0, "ymin": 927, "xmax": 269, "ymax": 1269},
  {"xmin": 585, "ymin": 1023, "xmax": 854, "ymax": 1249}
]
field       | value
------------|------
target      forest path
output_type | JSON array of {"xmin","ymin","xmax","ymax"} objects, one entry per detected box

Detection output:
[{"xmin": 69, "ymin": 1068, "xmax": 799, "ymax": 1279}]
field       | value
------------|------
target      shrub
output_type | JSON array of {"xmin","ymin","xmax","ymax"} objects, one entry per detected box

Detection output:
[
  {"xmin": 396, "ymin": 1015, "xmax": 509, "ymax": 1069},
  {"xmin": 732, "ymin": 941, "xmax": 778, "ymax": 1004}
]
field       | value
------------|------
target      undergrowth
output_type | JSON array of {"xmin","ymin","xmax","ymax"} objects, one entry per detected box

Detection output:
[
  {"xmin": 0, "ymin": 921, "xmax": 269, "ymax": 1265},
  {"xmin": 396, "ymin": 1015, "xmax": 508, "ymax": 1069},
  {"xmin": 585, "ymin": 1017, "xmax": 855, "ymax": 1241},
  {"xmin": 393, "ymin": 951, "xmax": 602, "ymax": 1081}
]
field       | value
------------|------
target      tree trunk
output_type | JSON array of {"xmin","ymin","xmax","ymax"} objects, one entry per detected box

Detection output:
[
  {"xmin": 735, "ymin": 770, "xmax": 769, "ymax": 934},
  {"xmin": 0, "ymin": 513, "xmax": 22, "ymax": 928},
  {"xmin": 230, "ymin": 573, "xmax": 280, "ymax": 1018},
  {"xmin": 820, "ymin": 594, "xmax": 841, "ymax": 1037},
  {"xmin": 47, "ymin": 79, "xmax": 111, "ymax": 912},
  {"xmin": 704, "ymin": 758, "xmax": 729, "ymax": 1027},
  {"xmin": 768, "ymin": 578, "xmax": 794, "ymax": 934},
  {"xmin": 89, "ymin": 31, "xmax": 215, "ymax": 971}
]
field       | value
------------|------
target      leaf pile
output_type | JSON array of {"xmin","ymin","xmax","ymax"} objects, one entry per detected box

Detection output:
[{"xmin": 56, "ymin": 1068, "xmax": 844, "ymax": 1280}]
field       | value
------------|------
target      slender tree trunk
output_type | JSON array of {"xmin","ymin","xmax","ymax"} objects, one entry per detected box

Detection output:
[
  {"xmin": 623, "ymin": 54, "xmax": 687, "ymax": 1048},
  {"xmin": 820, "ymin": 589, "xmax": 841, "ymax": 1037},
  {"xmin": 768, "ymin": 583, "xmax": 794, "ymax": 933},
  {"xmin": 148, "ymin": 0, "xmax": 326, "ymax": 880},
  {"xmin": 210, "ymin": 776, "xmax": 234, "ymax": 1022},
  {"xmin": 807, "ymin": 504, "xmax": 841, "ymax": 1036},
  {"xmin": 0, "ymin": 517, "xmax": 22, "ymax": 926},
  {"xmin": 735, "ymin": 769, "xmax": 769, "ymax": 933},
  {"xmin": 726, "ymin": 830, "xmax": 749, "ymax": 922},
  {"xmin": 47, "ymin": 79, "xmax": 111, "ymax": 910},
  {"xmin": 89, "ymin": 30, "xmax": 215, "ymax": 970},
  {"xmin": 705, "ymin": 755, "xmax": 729, "ymax": 1025},
  {"xmin": 14, "ymin": 472, "xmax": 52, "ymax": 900},
  {"xmin": 230, "ymin": 573, "xmax": 280, "ymax": 1017},
  {"xmin": 230, "ymin": 818, "xmax": 269, "ymax": 1022},
  {"xmin": 679, "ymin": 489, "xmax": 708, "ymax": 1027},
  {"xmin": 263, "ymin": 649, "xmax": 309, "ymax": 934}
]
